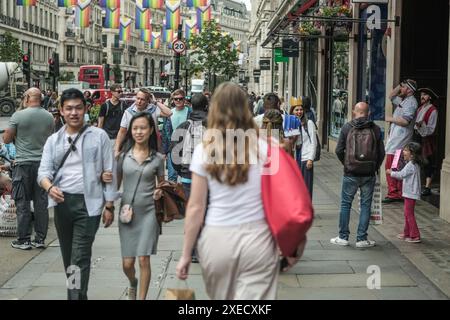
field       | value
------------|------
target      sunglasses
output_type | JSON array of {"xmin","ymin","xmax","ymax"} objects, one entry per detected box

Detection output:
[
  {"xmin": 173, "ymin": 97, "xmax": 184, "ymax": 102},
  {"xmin": 114, "ymin": 90, "xmax": 123, "ymax": 93}
]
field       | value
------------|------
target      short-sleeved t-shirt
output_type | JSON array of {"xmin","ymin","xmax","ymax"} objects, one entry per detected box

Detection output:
[
  {"xmin": 99, "ymin": 100, "xmax": 125, "ymax": 139},
  {"xmin": 171, "ymin": 107, "xmax": 189, "ymax": 131},
  {"xmin": 120, "ymin": 103, "xmax": 161, "ymax": 133},
  {"xmin": 189, "ymin": 140, "xmax": 268, "ymax": 226},
  {"xmin": 8, "ymin": 106, "xmax": 54, "ymax": 163},
  {"xmin": 385, "ymin": 95, "xmax": 418, "ymax": 154}
]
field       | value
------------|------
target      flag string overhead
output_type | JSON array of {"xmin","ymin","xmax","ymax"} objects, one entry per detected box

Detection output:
[
  {"xmin": 104, "ymin": 7, "xmax": 120, "ymax": 29},
  {"xmin": 165, "ymin": 0, "xmax": 181, "ymax": 30},
  {"xmin": 75, "ymin": 0, "xmax": 92, "ymax": 28},
  {"xmin": 58, "ymin": 0, "xmax": 77, "ymax": 7},
  {"xmin": 186, "ymin": 0, "xmax": 208, "ymax": 8},
  {"xmin": 151, "ymin": 32, "xmax": 161, "ymax": 49},
  {"xmin": 119, "ymin": 17, "xmax": 132, "ymax": 41},
  {"xmin": 184, "ymin": 19, "xmax": 198, "ymax": 42},
  {"xmin": 196, "ymin": 4, "xmax": 211, "ymax": 32},
  {"xmin": 98, "ymin": 0, "xmax": 120, "ymax": 9},
  {"xmin": 16, "ymin": 0, "xmax": 37, "ymax": 6},
  {"xmin": 143, "ymin": 0, "xmax": 164, "ymax": 9},
  {"xmin": 140, "ymin": 29, "xmax": 152, "ymax": 42},
  {"xmin": 136, "ymin": 0, "xmax": 151, "ymax": 30}
]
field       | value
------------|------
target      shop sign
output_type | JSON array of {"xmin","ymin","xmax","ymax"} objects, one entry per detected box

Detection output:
[
  {"xmin": 253, "ymin": 69, "xmax": 261, "ymax": 76},
  {"xmin": 282, "ymin": 39, "xmax": 299, "ymax": 58},
  {"xmin": 259, "ymin": 59, "xmax": 271, "ymax": 70},
  {"xmin": 274, "ymin": 48, "xmax": 289, "ymax": 63}
]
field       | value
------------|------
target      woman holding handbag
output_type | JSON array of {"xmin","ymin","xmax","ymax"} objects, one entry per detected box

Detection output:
[
  {"xmin": 116, "ymin": 112, "xmax": 165, "ymax": 300},
  {"xmin": 176, "ymin": 83, "xmax": 307, "ymax": 300}
]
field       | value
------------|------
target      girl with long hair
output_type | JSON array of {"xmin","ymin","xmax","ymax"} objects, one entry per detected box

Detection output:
[
  {"xmin": 117, "ymin": 112, "xmax": 165, "ymax": 299},
  {"xmin": 176, "ymin": 83, "xmax": 291, "ymax": 299}
]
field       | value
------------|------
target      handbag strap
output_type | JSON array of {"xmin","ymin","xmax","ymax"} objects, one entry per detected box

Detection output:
[
  {"xmin": 54, "ymin": 125, "xmax": 89, "ymax": 179},
  {"xmin": 129, "ymin": 152, "xmax": 154, "ymax": 206}
]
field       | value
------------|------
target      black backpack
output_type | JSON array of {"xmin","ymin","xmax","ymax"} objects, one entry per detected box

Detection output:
[
  {"xmin": 105, "ymin": 100, "xmax": 125, "ymax": 117},
  {"xmin": 344, "ymin": 124, "xmax": 378, "ymax": 175}
]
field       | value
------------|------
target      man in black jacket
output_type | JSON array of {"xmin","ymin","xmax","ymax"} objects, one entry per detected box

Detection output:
[{"xmin": 331, "ymin": 102, "xmax": 385, "ymax": 248}]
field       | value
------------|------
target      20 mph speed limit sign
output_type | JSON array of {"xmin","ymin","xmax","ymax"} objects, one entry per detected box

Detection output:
[{"xmin": 172, "ymin": 39, "xmax": 186, "ymax": 54}]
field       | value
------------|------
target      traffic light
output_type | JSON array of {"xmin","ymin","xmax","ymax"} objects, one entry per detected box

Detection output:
[
  {"xmin": 104, "ymin": 63, "xmax": 110, "ymax": 82},
  {"xmin": 48, "ymin": 58, "xmax": 55, "ymax": 77},
  {"xmin": 22, "ymin": 53, "xmax": 30, "ymax": 76}
]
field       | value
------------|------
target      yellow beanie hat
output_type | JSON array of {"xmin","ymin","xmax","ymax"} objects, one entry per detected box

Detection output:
[{"xmin": 290, "ymin": 96, "xmax": 302, "ymax": 107}]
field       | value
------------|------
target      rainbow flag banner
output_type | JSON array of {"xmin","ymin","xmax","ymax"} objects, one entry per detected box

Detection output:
[
  {"xmin": 58, "ymin": 0, "xmax": 77, "ymax": 7},
  {"xmin": 104, "ymin": 7, "xmax": 120, "ymax": 29},
  {"xmin": 136, "ymin": 1, "xmax": 151, "ymax": 30},
  {"xmin": 162, "ymin": 28, "xmax": 174, "ymax": 44},
  {"xmin": 140, "ymin": 29, "xmax": 152, "ymax": 42},
  {"xmin": 119, "ymin": 17, "xmax": 132, "ymax": 41},
  {"xmin": 98, "ymin": 0, "xmax": 120, "ymax": 9},
  {"xmin": 165, "ymin": 0, "xmax": 181, "ymax": 30},
  {"xmin": 186, "ymin": 0, "xmax": 208, "ymax": 8},
  {"xmin": 75, "ymin": 0, "xmax": 92, "ymax": 28},
  {"xmin": 143, "ymin": 0, "xmax": 163, "ymax": 9},
  {"xmin": 196, "ymin": 5, "xmax": 211, "ymax": 32},
  {"xmin": 16, "ymin": 0, "xmax": 37, "ymax": 6},
  {"xmin": 151, "ymin": 32, "xmax": 161, "ymax": 49},
  {"xmin": 184, "ymin": 19, "xmax": 198, "ymax": 42}
]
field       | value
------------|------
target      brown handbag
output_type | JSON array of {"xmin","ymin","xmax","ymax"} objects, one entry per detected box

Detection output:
[{"xmin": 154, "ymin": 181, "xmax": 187, "ymax": 224}]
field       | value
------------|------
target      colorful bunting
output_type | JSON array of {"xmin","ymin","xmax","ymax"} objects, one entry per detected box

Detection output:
[
  {"xmin": 98, "ymin": 0, "xmax": 120, "ymax": 9},
  {"xmin": 186, "ymin": 0, "xmax": 208, "ymax": 8},
  {"xmin": 119, "ymin": 17, "xmax": 132, "ymax": 41},
  {"xmin": 16, "ymin": 0, "xmax": 37, "ymax": 6},
  {"xmin": 143, "ymin": 0, "xmax": 164, "ymax": 9},
  {"xmin": 104, "ymin": 7, "xmax": 120, "ymax": 29},
  {"xmin": 136, "ymin": 1, "xmax": 151, "ymax": 30},
  {"xmin": 58, "ymin": 0, "xmax": 77, "ymax": 7},
  {"xmin": 151, "ymin": 32, "xmax": 161, "ymax": 49},
  {"xmin": 196, "ymin": 5, "xmax": 212, "ymax": 32},
  {"xmin": 75, "ymin": 0, "xmax": 92, "ymax": 28},
  {"xmin": 141, "ymin": 29, "xmax": 152, "ymax": 42},
  {"xmin": 184, "ymin": 19, "xmax": 198, "ymax": 42},
  {"xmin": 165, "ymin": 0, "xmax": 181, "ymax": 30}
]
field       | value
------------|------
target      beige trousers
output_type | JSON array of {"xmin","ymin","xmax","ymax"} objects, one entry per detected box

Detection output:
[{"xmin": 197, "ymin": 219, "xmax": 279, "ymax": 300}]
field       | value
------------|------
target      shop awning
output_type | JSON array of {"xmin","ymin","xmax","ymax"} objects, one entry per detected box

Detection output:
[{"xmin": 262, "ymin": 0, "xmax": 319, "ymax": 47}]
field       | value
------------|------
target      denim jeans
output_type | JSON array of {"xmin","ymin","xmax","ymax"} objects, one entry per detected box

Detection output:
[
  {"xmin": 339, "ymin": 176, "xmax": 376, "ymax": 242},
  {"xmin": 166, "ymin": 154, "xmax": 178, "ymax": 182}
]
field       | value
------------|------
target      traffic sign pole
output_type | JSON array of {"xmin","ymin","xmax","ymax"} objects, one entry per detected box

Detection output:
[{"xmin": 174, "ymin": 24, "xmax": 183, "ymax": 90}]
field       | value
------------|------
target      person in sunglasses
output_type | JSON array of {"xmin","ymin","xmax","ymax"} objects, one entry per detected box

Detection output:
[
  {"xmin": 98, "ymin": 84, "xmax": 126, "ymax": 146},
  {"xmin": 38, "ymin": 88, "xmax": 118, "ymax": 300}
]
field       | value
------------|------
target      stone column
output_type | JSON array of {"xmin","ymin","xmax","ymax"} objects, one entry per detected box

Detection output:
[{"xmin": 439, "ymin": 5, "xmax": 450, "ymax": 223}]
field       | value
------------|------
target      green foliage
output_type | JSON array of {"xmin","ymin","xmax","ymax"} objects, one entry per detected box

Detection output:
[
  {"xmin": 189, "ymin": 20, "xmax": 239, "ymax": 87},
  {"xmin": 89, "ymin": 104, "xmax": 101, "ymax": 124},
  {"xmin": 0, "ymin": 31, "xmax": 23, "ymax": 62}
]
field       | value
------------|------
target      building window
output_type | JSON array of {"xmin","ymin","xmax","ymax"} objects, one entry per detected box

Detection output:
[
  {"xmin": 113, "ymin": 52, "xmax": 121, "ymax": 64},
  {"xmin": 66, "ymin": 45, "xmax": 74, "ymax": 62},
  {"xmin": 102, "ymin": 34, "xmax": 107, "ymax": 48},
  {"xmin": 302, "ymin": 40, "xmax": 318, "ymax": 115}
]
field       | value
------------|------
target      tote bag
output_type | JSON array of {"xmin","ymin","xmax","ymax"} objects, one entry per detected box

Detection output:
[{"xmin": 261, "ymin": 139, "xmax": 314, "ymax": 257}]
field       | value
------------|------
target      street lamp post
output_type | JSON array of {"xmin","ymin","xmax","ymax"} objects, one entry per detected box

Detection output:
[{"xmin": 184, "ymin": 53, "xmax": 189, "ymax": 94}]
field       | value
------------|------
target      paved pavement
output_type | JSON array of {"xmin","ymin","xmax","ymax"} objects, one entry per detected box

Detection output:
[{"xmin": 0, "ymin": 151, "xmax": 449, "ymax": 300}]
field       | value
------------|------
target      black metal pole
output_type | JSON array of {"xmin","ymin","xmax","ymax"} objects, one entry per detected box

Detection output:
[
  {"xmin": 271, "ymin": 44, "xmax": 274, "ymax": 93},
  {"xmin": 185, "ymin": 54, "xmax": 188, "ymax": 94},
  {"xmin": 52, "ymin": 75, "xmax": 56, "ymax": 92},
  {"xmin": 27, "ymin": 49, "xmax": 31, "ymax": 88},
  {"xmin": 174, "ymin": 23, "xmax": 182, "ymax": 89}
]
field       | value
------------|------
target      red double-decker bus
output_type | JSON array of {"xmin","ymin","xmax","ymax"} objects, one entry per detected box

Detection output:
[{"xmin": 78, "ymin": 65, "xmax": 105, "ymax": 89}]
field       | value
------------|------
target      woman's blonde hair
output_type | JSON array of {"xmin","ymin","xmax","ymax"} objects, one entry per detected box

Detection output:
[{"xmin": 204, "ymin": 82, "xmax": 258, "ymax": 186}]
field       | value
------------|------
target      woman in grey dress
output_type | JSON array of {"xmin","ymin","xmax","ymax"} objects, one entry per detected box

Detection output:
[{"xmin": 117, "ymin": 112, "xmax": 165, "ymax": 300}]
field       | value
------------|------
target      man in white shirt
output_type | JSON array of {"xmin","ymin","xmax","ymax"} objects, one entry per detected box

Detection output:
[
  {"xmin": 414, "ymin": 87, "xmax": 438, "ymax": 196},
  {"xmin": 115, "ymin": 88, "xmax": 172, "ymax": 156},
  {"xmin": 384, "ymin": 79, "xmax": 418, "ymax": 203},
  {"xmin": 38, "ymin": 88, "xmax": 118, "ymax": 300}
]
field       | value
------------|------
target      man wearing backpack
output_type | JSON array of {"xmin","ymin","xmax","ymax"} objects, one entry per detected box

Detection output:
[
  {"xmin": 98, "ymin": 84, "xmax": 125, "ymax": 145},
  {"xmin": 331, "ymin": 102, "xmax": 385, "ymax": 248}
]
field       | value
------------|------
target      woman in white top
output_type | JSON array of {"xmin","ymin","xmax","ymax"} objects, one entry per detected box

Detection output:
[
  {"xmin": 175, "ymin": 83, "xmax": 304, "ymax": 299},
  {"xmin": 292, "ymin": 104, "xmax": 317, "ymax": 198}
]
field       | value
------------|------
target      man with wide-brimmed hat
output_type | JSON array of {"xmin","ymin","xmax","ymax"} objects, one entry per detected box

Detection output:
[
  {"xmin": 383, "ymin": 79, "xmax": 418, "ymax": 203},
  {"xmin": 414, "ymin": 87, "xmax": 439, "ymax": 196}
]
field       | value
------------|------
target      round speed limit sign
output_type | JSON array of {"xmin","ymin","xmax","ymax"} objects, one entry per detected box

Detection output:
[{"xmin": 172, "ymin": 39, "xmax": 186, "ymax": 54}]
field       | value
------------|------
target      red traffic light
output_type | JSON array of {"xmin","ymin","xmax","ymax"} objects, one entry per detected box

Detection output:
[
  {"xmin": 48, "ymin": 58, "xmax": 54, "ymax": 65},
  {"xmin": 22, "ymin": 54, "xmax": 29, "ymax": 62}
]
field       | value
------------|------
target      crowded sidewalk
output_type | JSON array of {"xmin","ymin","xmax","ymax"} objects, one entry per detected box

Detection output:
[{"xmin": 0, "ymin": 151, "xmax": 449, "ymax": 300}]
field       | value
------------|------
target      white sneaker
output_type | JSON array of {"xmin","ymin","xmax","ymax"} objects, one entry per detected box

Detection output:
[
  {"xmin": 330, "ymin": 236, "xmax": 349, "ymax": 246},
  {"xmin": 126, "ymin": 280, "xmax": 138, "ymax": 300},
  {"xmin": 356, "ymin": 240, "xmax": 376, "ymax": 248}
]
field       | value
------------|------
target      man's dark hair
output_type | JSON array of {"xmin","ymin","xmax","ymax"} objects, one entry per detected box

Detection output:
[
  {"xmin": 191, "ymin": 93, "xmax": 208, "ymax": 111},
  {"xmin": 263, "ymin": 92, "xmax": 280, "ymax": 111},
  {"xmin": 61, "ymin": 88, "xmax": 86, "ymax": 108},
  {"xmin": 110, "ymin": 84, "xmax": 121, "ymax": 92}
]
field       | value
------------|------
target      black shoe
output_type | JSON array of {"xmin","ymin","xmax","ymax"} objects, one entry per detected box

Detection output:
[
  {"xmin": 31, "ymin": 239, "xmax": 46, "ymax": 249},
  {"xmin": 11, "ymin": 240, "xmax": 32, "ymax": 250},
  {"xmin": 191, "ymin": 256, "xmax": 199, "ymax": 263},
  {"xmin": 382, "ymin": 197, "xmax": 402, "ymax": 204},
  {"xmin": 421, "ymin": 188, "xmax": 431, "ymax": 196}
]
